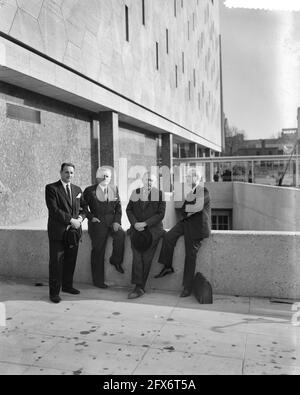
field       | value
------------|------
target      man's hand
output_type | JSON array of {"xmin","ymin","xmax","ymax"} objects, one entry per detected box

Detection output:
[
  {"xmin": 92, "ymin": 217, "xmax": 101, "ymax": 223},
  {"xmin": 134, "ymin": 222, "xmax": 147, "ymax": 232},
  {"xmin": 70, "ymin": 218, "xmax": 81, "ymax": 229},
  {"xmin": 112, "ymin": 223, "xmax": 122, "ymax": 232}
]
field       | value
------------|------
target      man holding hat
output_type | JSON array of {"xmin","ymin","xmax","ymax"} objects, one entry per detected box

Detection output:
[
  {"xmin": 126, "ymin": 172, "xmax": 166, "ymax": 299},
  {"xmin": 45, "ymin": 163, "xmax": 85, "ymax": 304},
  {"xmin": 83, "ymin": 167, "xmax": 125, "ymax": 288}
]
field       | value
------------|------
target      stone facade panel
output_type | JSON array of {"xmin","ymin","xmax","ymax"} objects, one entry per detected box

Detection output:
[{"xmin": 0, "ymin": 0, "xmax": 221, "ymax": 147}]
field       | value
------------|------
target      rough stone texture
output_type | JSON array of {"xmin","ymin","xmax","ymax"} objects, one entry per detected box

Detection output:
[
  {"xmin": 0, "ymin": 82, "xmax": 92, "ymax": 226},
  {"xmin": 0, "ymin": 0, "xmax": 221, "ymax": 149},
  {"xmin": 0, "ymin": 0, "xmax": 18, "ymax": 34},
  {"xmin": 1, "ymin": 229, "xmax": 300, "ymax": 299}
]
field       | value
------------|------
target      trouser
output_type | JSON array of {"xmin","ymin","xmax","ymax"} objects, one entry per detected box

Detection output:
[
  {"xmin": 49, "ymin": 240, "xmax": 79, "ymax": 297},
  {"xmin": 89, "ymin": 224, "xmax": 125, "ymax": 286},
  {"xmin": 131, "ymin": 238, "xmax": 161, "ymax": 290},
  {"xmin": 158, "ymin": 221, "xmax": 202, "ymax": 291}
]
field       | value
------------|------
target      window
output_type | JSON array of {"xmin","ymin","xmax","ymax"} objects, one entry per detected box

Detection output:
[
  {"xmin": 125, "ymin": 5, "xmax": 129, "ymax": 41},
  {"xmin": 182, "ymin": 52, "xmax": 185, "ymax": 73},
  {"xmin": 166, "ymin": 29, "xmax": 169, "ymax": 54},
  {"xmin": 156, "ymin": 42, "xmax": 159, "ymax": 70},
  {"xmin": 174, "ymin": 0, "xmax": 177, "ymax": 17},
  {"xmin": 211, "ymin": 210, "xmax": 232, "ymax": 230},
  {"xmin": 6, "ymin": 103, "xmax": 41, "ymax": 124},
  {"xmin": 142, "ymin": 0, "xmax": 145, "ymax": 25},
  {"xmin": 175, "ymin": 65, "xmax": 178, "ymax": 87}
]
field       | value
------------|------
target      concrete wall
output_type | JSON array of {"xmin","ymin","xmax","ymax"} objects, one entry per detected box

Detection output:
[
  {"xmin": 1, "ymin": 228, "xmax": 300, "ymax": 299},
  {"xmin": 233, "ymin": 182, "xmax": 300, "ymax": 231},
  {"xmin": 0, "ymin": 82, "xmax": 93, "ymax": 226},
  {"xmin": 205, "ymin": 181, "xmax": 233, "ymax": 209},
  {"xmin": 0, "ymin": 0, "xmax": 221, "ymax": 148}
]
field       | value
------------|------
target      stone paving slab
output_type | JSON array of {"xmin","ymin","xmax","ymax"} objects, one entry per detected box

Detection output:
[
  {"xmin": 133, "ymin": 349, "xmax": 244, "ymax": 375},
  {"xmin": 1, "ymin": 279, "xmax": 300, "ymax": 375}
]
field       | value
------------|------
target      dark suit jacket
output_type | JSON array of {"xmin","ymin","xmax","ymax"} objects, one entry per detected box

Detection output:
[
  {"xmin": 126, "ymin": 187, "xmax": 166, "ymax": 242},
  {"xmin": 83, "ymin": 184, "xmax": 122, "ymax": 228},
  {"xmin": 45, "ymin": 181, "xmax": 84, "ymax": 241},
  {"xmin": 181, "ymin": 186, "xmax": 211, "ymax": 240}
]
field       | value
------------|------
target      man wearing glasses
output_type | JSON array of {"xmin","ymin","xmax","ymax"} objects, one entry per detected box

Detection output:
[{"xmin": 83, "ymin": 167, "xmax": 125, "ymax": 288}]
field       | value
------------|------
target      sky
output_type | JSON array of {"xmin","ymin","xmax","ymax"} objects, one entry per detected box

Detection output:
[{"xmin": 220, "ymin": 0, "xmax": 300, "ymax": 139}]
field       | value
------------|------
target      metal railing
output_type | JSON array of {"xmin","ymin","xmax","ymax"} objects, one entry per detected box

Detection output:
[{"xmin": 173, "ymin": 155, "xmax": 300, "ymax": 187}]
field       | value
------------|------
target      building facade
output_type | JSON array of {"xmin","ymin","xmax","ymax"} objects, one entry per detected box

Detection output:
[{"xmin": 0, "ymin": 0, "xmax": 222, "ymax": 226}]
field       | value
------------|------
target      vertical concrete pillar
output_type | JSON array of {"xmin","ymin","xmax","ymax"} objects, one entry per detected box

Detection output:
[
  {"xmin": 99, "ymin": 111, "xmax": 119, "ymax": 182},
  {"xmin": 205, "ymin": 148, "xmax": 212, "ymax": 182},
  {"xmin": 161, "ymin": 133, "xmax": 173, "ymax": 192},
  {"xmin": 90, "ymin": 119, "xmax": 100, "ymax": 183}
]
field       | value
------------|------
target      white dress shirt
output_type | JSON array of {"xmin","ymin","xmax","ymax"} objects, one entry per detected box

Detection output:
[
  {"xmin": 61, "ymin": 180, "xmax": 72, "ymax": 204},
  {"xmin": 96, "ymin": 184, "xmax": 109, "ymax": 202}
]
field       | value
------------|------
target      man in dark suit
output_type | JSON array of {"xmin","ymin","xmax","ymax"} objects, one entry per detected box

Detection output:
[
  {"xmin": 155, "ymin": 170, "xmax": 211, "ymax": 297},
  {"xmin": 83, "ymin": 167, "xmax": 125, "ymax": 289},
  {"xmin": 45, "ymin": 163, "xmax": 85, "ymax": 304},
  {"xmin": 126, "ymin": 172, "xmax": 166, "ymax": 299}
]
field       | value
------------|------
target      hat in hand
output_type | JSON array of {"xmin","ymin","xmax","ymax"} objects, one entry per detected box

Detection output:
[{"xmin": 131, "ymin": 228, "xmax": 153, "ymax": 252}]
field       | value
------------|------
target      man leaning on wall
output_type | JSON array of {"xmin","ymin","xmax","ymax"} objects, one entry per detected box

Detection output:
[
  {"xmin": 155, "ymin": 170, "xmax": 211, "ymax": 297},
  {"xmin": 45, "ymin": 163, "xmax": 85, "ymax": 304},
  {"xmin": 83, "ymin": 167, "xmax": 125, "ymax": 289},
  {"xmin": 126, "ymin": 172, "xmax": 166, "ymax": 299}
]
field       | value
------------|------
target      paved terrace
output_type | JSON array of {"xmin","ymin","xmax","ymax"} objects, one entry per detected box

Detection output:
[{"xmin": 0, "ymin": 278, "xmax": 299, "ymax": 375}]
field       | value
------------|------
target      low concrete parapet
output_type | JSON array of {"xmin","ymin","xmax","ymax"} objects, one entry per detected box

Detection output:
[{"xmin": 0, "ymin": 228, "xmax": 300, "ymax": 299}]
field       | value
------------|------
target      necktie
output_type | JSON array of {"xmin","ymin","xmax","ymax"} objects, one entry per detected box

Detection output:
[
  {"xmin": 141, "ymin": 188, "xmax": 149, "ymax": 209},
  {"xmin": 66, "ymin": 184, "xmax": 71, "ymax": 203},
  {"xmin": 104, "ymin": 187, "xmax": 108, "ymax": 202}
]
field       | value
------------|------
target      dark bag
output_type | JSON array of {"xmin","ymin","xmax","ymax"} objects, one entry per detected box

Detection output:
[
  {"xmin": 193, "ymin": 272, "xmax": 213, "ymax": 304},
  {"xmin": 63, "ymin": 226, "xmax": 82, "ymax": 249}
]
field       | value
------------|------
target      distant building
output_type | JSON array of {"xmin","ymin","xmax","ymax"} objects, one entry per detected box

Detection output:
[{"xmin": 231, "ymin": 129, "xmax": 298, "ymax": 157}]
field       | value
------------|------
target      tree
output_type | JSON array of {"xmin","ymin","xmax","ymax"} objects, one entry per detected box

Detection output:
[{"xmin": 224, "ymin": 120, "xmax": 245, "ymax": 156}]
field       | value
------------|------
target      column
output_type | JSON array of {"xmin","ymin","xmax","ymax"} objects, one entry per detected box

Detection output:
[
  {"xmin": 99, "ymin": 111, "xmax": 119, "ymax": 182},
  {"xmin": 205, "ymin": 148, "xmax": 212, "ymax": 182},
  {"xmin": 160, "ymin": 133, "xmax": 173, "ymax": 192},
  {"xmin": 90, "ymin": 119, "xmax": 100, "ymax": 183}
]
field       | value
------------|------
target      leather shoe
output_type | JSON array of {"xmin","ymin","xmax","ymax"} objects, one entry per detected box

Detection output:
[
  {"xmin": 128, "ymin": 287, "xmax": 145, "ymax": 300},
  {"xmin": 154, "ymin": 267, "xmax": 174, "ymax": 278},
  {"xmin": 180, "ymin": 288, "xmax": 192, "ymax": 298},
  {"xmin": 114, "ymin": 263, "xmax": 124, "ymax": 274},
  {"xmin": 95, "ymin": 283, "xmax": 108, "ymax": 289},
  {"xmin": 50, "ymin": 295, "xmax": 61, "ymax": 304},
  {"xmin": 62, "ymin": 287, "xmax": 80, "ymax": 295}
]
